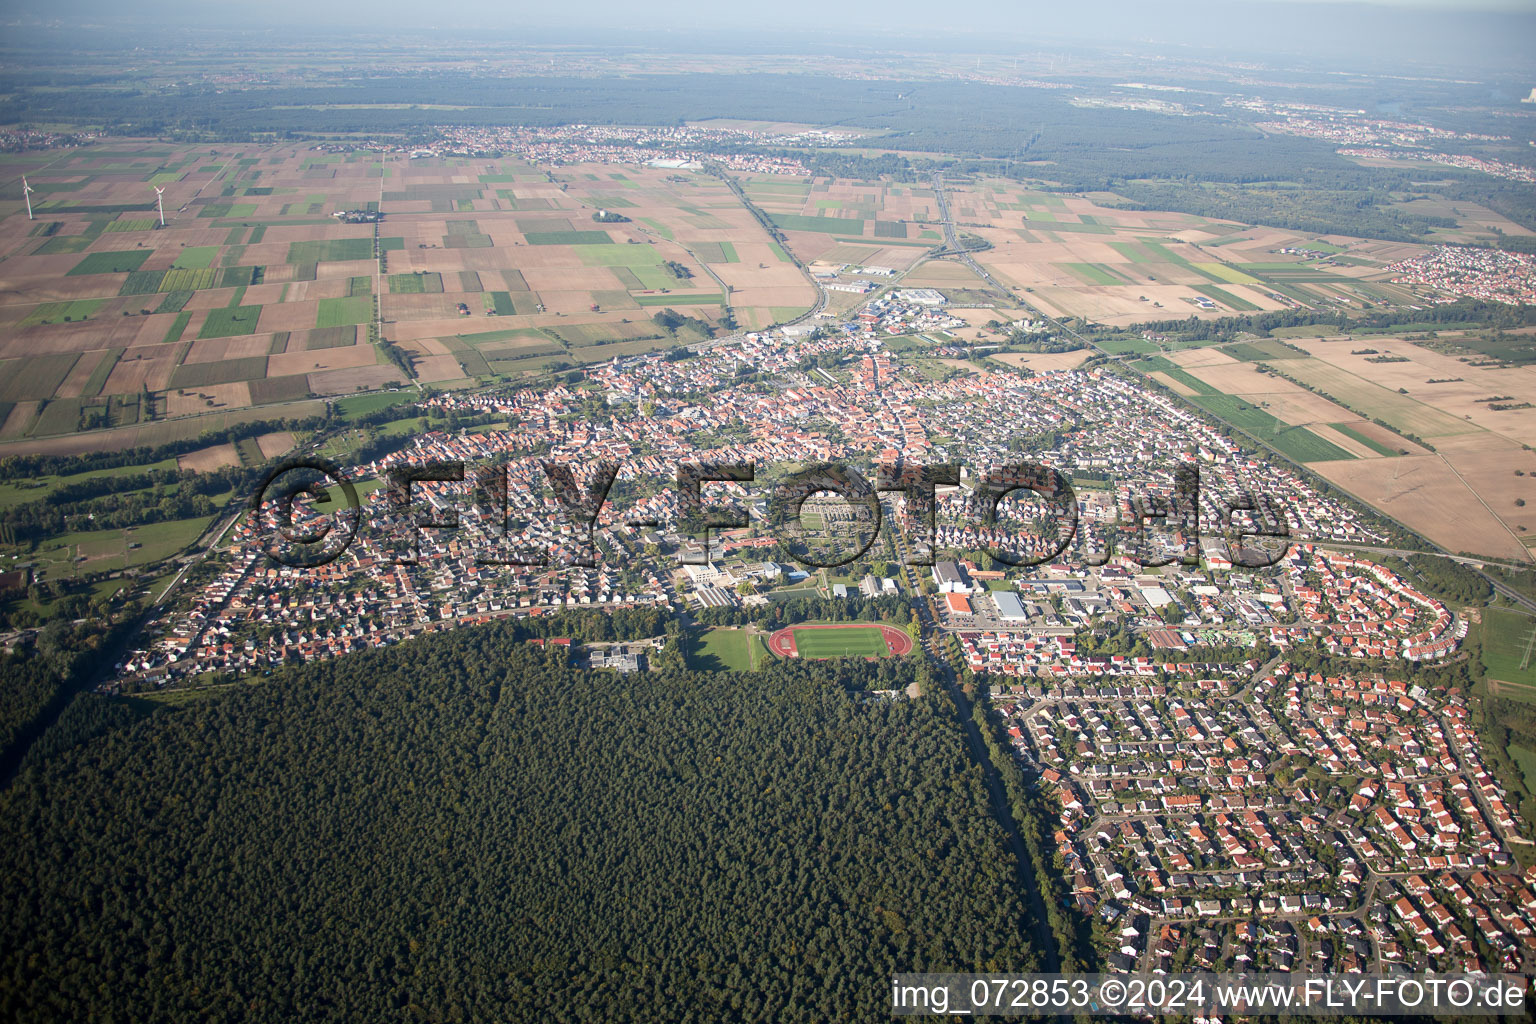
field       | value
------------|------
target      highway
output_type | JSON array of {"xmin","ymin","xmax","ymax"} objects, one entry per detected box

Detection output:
[{"xmin": 931, "ymin": 171, "xmax": 1095, "ymax": 350}]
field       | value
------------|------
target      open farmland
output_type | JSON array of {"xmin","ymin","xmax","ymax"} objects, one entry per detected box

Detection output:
[
  {"xmin": 0, "ymin": 144, "xmax": 828, "ymax": 452},
  {"xmin": 1138, "ymin": 339, "xmax": 1536, "ymax": 561},
  {"xmin": 1215, "ymin": 333, "xmax": 1536, "ymax": 560},
  {"xmin": 0, "ymin": 142, "xmax": 1515, "ymax": 519},
  {"xmin": 1483, "ymin": 608, "xmax": 1536, "ymax": 690},
  {"xmin": 804, "ymin": 177, "xmax": 1439, "ymax": 328}
]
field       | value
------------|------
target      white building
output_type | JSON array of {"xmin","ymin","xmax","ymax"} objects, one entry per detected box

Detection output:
[{"xmin": 894, "ymin": 288, "xmax": 946, "ymax": 306}]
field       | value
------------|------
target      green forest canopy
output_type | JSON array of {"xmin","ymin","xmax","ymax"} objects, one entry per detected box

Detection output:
[{"xmin": 0, "ymin": 620, "xmax": 1041, "ymax": 1023}]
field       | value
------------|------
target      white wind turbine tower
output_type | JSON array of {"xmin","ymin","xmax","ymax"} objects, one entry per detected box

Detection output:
[
  {"xmin": 22, "ymin": 176, "xmax": 34, "ymax": 220},
  {"xmin": 153, "ymin": 185, "xmax": 166, "ymax": 227}
]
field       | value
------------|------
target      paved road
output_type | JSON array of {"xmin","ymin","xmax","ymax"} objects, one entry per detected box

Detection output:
[{"xmin": 931, "ymin": 172, "xmax": 1095, "ymax": 348}]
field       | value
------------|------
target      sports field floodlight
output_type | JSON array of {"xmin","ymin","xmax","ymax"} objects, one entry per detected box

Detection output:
[
  {"xmin": 22, "ymin": 176, "xmax": 33, "ymax": 220},
  {"xmin": 153, "ymin": 185, "xmax": 166, "ymax": 227}
]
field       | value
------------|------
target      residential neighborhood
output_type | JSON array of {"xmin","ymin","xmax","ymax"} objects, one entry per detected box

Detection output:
[{"xmin": 102, "ymin": 280, "xmax": 1534, "ymax": 976}]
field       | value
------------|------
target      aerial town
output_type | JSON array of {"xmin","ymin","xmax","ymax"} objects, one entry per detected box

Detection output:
[
  {"xmin": 1388, "ymin": 245, "xmax": 1536, "ymax": 306},
  {"xmin": 97, "ymin": 269, "xmax": 1536, "ymax": 973}
]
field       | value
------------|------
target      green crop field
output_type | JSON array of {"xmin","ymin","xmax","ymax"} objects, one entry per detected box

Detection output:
[
  {"xmin": 636, "ymin": 293, "xmax": 723, "ymax": 307},
  {"xmin": 197, "ymin": 305, "xmax": 263, "ymax": 339},
  {"xmin": 770, "ymin": 213, "xmax": 864, "ymax": 235},
  {"xmin": 198, "ymin": 202, "xmax": 257, "ymax": 218},
  {"xmin": 286, "ymin": 238, "xmax": 374, "ymax": 263},
  {"xmin": 1193, "ymin": 261, "xmax": 1262, "ymax": 285},
  {"xmin": 316, "ymin": 296, "xmax": 372, "ymax": 328},
  {"xmin": 161, "ymin": 267, "xmax": 221, "ymax": 292},
  {"xmin": 1108, "ymin": 242, "xmax": 1158, "ymax": 263},
  {"xmin": 1062, "ymin": 263, "xmax": 1122, "ymax": 286},
  {"xmin": 1138, "ymin": 357, "xmax": 1214, "ymax": 395},
  {"xmin": 1225, "ymin": 338, "xmax": 1307, "ymax": 361},
  {"xmin": 388, "ymin": 272, "xmax": 443, "ymax": 294},
  {"xmin": 1484, "ymin": 608, "xmax": 1536, "ymax": 689},
  {"xmin": 170, "ymin": 355, "xmax": 269, "ymax": 389},
  {"xmin": 119, "ymin": 270, "xmax": 167, "ymax": 295},
  {"xmin": 1511, "ymin": 745, "xmax": 1536, "ymax": 798},
  {"xmin": 19, "ymin": 300, "xmax": 104, "ymax": 327},
  {"xmin": 34, "ymin": 235, "xmax": 92, "ymax": 254},
  {"xmin": 32, "ymin": 398, "xmax": 89, "ymax": 436},
  {"xmin": 66, "ymin": 250, "xmax": 151, "ymax": 276},
  {"xmin": 638, "ymin": 217, "xmax": 675, "ymax": 240},
  {"xmin": 576, "ymin": 244, "xmax": 665, "ymax": 267},
  {"xmin": 1187, "ymin": 393, "xmax": 1356, "ymax": 463},
  {"xmin": 1097, "ymin": 336, "xmax": 1159, "ymax": 355},
  {"xmin": 160, "ymin": 311, "xmax": 192, "ymax": 344},
  {"xmin": 456, "ymin": 327, "xmax": 556, "ymax": 350},
  {"xmin": 0, "ymin": 354, "xmax": 80, "ymax": 403},
  {"xmin": 790, "ymin": 625, "xmax": 892, "ymax": 659},
  {"xmin": 524, "ymin": 230, "xmax": 612, "ymax": 245},
  {"xmin": 172, "ymin": 246, "xmax": 220, "ymax": 269},
  {"xmin": 335, "ymin": 390, "xmax": 416, "ymax": 421},
  {"xmin": 691, "ymin": 241, "xmax": 739, "ymax": 264},
  {"xmin": 82, "ymin": 349, "xmax": 123, "ymax": 397}
]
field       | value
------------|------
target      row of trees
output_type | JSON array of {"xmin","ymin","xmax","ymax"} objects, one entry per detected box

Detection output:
[{"xmin": 1131, "ymin": 299, "xmax": 1536, "ymax": 341}]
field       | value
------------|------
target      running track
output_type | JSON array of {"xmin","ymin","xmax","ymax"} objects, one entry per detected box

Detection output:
[{"xmin": 766, "ymin": 622, "xmax": 914, "ymax": 659}]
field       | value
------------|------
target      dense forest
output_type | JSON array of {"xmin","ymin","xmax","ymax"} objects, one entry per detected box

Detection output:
[{"xmin": 0, "ymin": 619, "xmax": 1043, "ymax": 1022}]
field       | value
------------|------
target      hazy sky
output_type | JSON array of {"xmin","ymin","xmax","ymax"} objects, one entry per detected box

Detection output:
[
  {"xmin": 7, "ymin": 0, "xmax": 1536, "ymax": 22},
  {"xmin": 3, "ymin": 0, "xmax": 1533, "ymax": 73}
]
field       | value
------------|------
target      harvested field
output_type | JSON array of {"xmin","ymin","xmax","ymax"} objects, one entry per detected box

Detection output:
[
  {"xmin": 988, "ymin": 350, "xmax": 1092, "ymax": 373},
  {"xmin": 163, "ymin": 382, "xmax": 253, "ymax": 416},
  {"xmin": 256, "ymin": 431, "xmax": 297, "ymax": 459},
  {"xmin": 177, "ymin": 443, "xmax": 241, "ymax": 472},
  {"xmin": 308, "ymin": 365, "xmax": 405, "ymax": 395},
  {"xmin": 1311, "ymin": 455, "xmax": 1531, "ymax": 562},
  {"xmin": 268, "ymin": 344, "xmax": 376, "ymax": 377}
]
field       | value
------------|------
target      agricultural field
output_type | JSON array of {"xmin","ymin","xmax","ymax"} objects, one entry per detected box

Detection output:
[
  {"xmin": 17, "ymin": 514, "xmax": 216, "ymax": 582},
  {"xmin": 0, "ymin": 143, "xmax": 822, "ymax": 452},
  {"xmin": 1135, "ymin": 349, "xmax": 1363, "ymax": 464},
  {"xmin": 800, "ymin": 177, "xmax": 1438, "ymax": 328},
  {"xmin": 2, "ymin": 144, "xmax": 1528, "ymax": 565},
  {"xmin": 1480, "ymin": 607, "xmax": 1536, "ymax": 706},
  {"xmin": 1140, "ymin": 338, "xmax": 1536, "ymax": 562},
  {"xmin": 1484, "ymin": 608, "xmax": 1536, "ymax": 692}
]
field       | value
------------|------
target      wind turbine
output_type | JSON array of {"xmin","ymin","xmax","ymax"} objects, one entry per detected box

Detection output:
[
  {"xmin": 153, "ymin": 185, "xmax": 166, "ymax": 228},
  {"xmin": 22, "ymin": 176, "xmax": 33, "ymax": 220}
]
